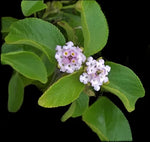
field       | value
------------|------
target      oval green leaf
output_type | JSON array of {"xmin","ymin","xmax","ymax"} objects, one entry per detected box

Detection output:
[
  {"xmin": 5, "ymin": 18, "xmax": 66, "ymax": 63},
  {"xmin": 21, "ymin": 0, "xmax": 47, "ymax": 16},
  {"xmin": 80, "ymin": 1, "xmax": 109, "ymax": 56},
  {"xmin": 1, "ymin": 43, "xmax": 55, "ymax": 77},
  {"xmin": 102, "ymin": 62, "xmax": 145, "ymax": 112},
  {"xmin": 82, "ymin": 96, "xmax": 132, "ymax": 141},
  {"xmin": 1, "ymin": 51, "xmax": 47, "ymax": 83},
  {"xmin": 38, "ymin": 70, "xmax": 85, "ymax": 108},
  {"xmin": 8, "ymin": 73, "xmax": 24, "ymax": 112}
]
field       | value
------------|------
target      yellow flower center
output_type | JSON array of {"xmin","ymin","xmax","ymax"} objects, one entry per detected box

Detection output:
[
  {"xmin": 71, "ymin": 52, "xmax": 75, "ymax": 56},
  {"xmin": 72, "ymin": 59, "xmax": 75, "ymax": 63},
  {"xmin": 64, "ymin": 52, "xmax": 68, "ymax": 56}
]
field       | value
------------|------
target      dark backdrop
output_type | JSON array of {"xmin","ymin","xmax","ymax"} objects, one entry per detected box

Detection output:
[{"xmin": 0, "ymin": 0, "xmax": 149, "ymax": 141}]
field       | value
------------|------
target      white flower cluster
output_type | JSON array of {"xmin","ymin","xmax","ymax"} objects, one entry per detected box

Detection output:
[
  {"xmin": 79, "ymin": 57, "xmax": 111, "ymax": 91},
  {"xmin": 55, "ymin": 41, "xmax": 86, "ymax": 73}
]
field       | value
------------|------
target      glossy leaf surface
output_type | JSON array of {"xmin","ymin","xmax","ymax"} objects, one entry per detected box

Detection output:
[
  {"xmin": 8, "ymin": 73, "xmax": 24, "ymax": 112},
  {"xmin": 80, "ymin": 1, "xmax": 109, "ymax": 56},
  {"xmin": 2, "ymin": 43, "xmax": 55, "ymax": 77},
  {"xmin": 5, "ymin": 18, "xmax": 66, "ymax": 63},
  {"xmin": 1, "ymin": 51, "xmax": 47, "ymax": 83},
  {"xmin": 82, "ymin": 96, "xmax": 132, "ymax": 141},
  {"xmin": 21, "ymin": 0, "xmax": 47, "ymax": 16},
  {"xmin": 38, "ymin": 70, "xmax": 85, "ymax": 108},
  {"xmin": 102, "ymin": 62, "xmax": 145, "ymax": 112}
]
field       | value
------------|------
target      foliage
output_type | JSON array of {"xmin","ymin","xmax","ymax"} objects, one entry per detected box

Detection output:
[{"xmin": 1, "ymin": 0, "xmax": 145, "ymax": 141}]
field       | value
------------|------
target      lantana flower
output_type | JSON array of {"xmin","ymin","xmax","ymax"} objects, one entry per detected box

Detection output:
[
  {"xmin": 55, "ymin": 41, "xmax": 86, "ymax": 73},
  {"xmin": 80, "ymin": 57, "xmax": 111, "ymax": 91}
]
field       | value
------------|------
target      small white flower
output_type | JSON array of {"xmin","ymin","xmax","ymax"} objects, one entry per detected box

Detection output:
[
  {"xmin": 79, "ymin": 73, "xmax": 90, "ymax": 84},
  {"xmin": 79, "ymin": 57, "xmax": 111, "ymax": 91},
  {"xmin": 56, "ymin": 45, "xmax": 62, "ymax": 51},
  {"xmin": 55, "ymin": 41, "xmax": 86, "ymax": 73},
  {"xmin": 66, "ymin": 41, "xmax": 74, "ymax": 47},
  {"xmin": 93, "ymin": 85, "xmax": 100, "ymax": 92}
]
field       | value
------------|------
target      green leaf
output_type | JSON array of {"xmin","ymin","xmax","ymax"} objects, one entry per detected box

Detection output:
[
  {"xmin": 80, "ymin": 1, "xmax": 109, "ymax": 56},
  {"xmin": 5, "ymin": 18, "xmax": 66, "ymax": 63},
  {"xmin": 8, "ymin": 73, "xmax": 24, "ymax": 112},
  {"xmin": 1, "ymin": 43, "xmax": 42, "ymax": 55},
  {"xmin": 61, "ymin": 101, "xmax": 76, "ymax": 122},
  {"xmin": 102, "ymin": 62, "xmax": 145, "ymax": 112},
  {"xmin": 71, "ymin": 91, "xmax": 89, "ymax": 118},
  {"xmin": 1, "ymin": 43, "xmax": 56, "ymax": 77},
  {"xmin": 63, "ymin": 13, "xmax": 82, "ymax": 28},
  {"xmin": 82, "ymin": 96, "xmax": 132, "ymax": 141},
  {"xmin": 61, "ymin": 91, "xmax": 89, "ymax": 122},
  {"xmin": 1, "ymin": 43, "xmax": 24, "ymax": 54},
  {"xmin": 38, "ymin": 70, "xmax": 85, "ymax": 108},
  {"xmin": 1, "ymin": 51, "xmax": 47, "ymax": 83},
  {"xmin": 21, "ymin": 0, "xmax": 47, "ymax": 16}
]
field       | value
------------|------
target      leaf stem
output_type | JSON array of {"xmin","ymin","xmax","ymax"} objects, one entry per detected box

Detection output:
[
  {"xmin": 34, "ymin": 12, "xmax": 37, "ymax": 18},
  {"xmin": 61, "ymin": 4, "xmax": 76, "ymax": 9}
]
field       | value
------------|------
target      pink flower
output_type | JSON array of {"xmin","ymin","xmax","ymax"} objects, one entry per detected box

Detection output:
[{"xmin": 55, "ymin": 41, "xmax": 86, "ymax": 73}]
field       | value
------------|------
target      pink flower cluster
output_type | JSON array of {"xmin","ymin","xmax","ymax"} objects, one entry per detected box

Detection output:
[
  {"xmin": 55, "ymin": 41, "xmax": 111, "ymax": 91},
  {"xmin": 55, "ymin": 41, "xmax": 86, "ymax": 73},
  {"xmin": 79, "ymin": 57, "xmax": 111, "ymax": 91}
]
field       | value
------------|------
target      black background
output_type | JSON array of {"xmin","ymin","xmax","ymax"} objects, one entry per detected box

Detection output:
[{"xmin": 0, "ymin": 0, "xmax": 149, "ymax": 141}]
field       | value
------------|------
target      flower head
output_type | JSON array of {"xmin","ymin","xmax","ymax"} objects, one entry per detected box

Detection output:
[
  {"xmin": 55, "ymin": 41, "xmax": 86, "ymax": 73},
  {"xmin": 79, "ymin": 57, "xmax": 111, "ymax": 91}
]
